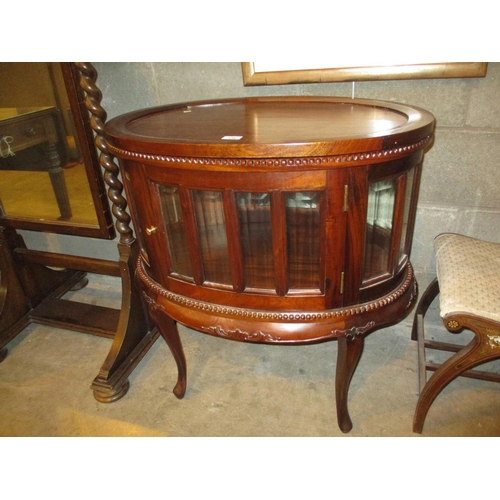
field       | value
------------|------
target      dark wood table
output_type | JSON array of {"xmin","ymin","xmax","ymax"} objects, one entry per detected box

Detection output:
[
  {"xmin": 0, "ymin": 107, "xmax": 71, "ymax": 219},
  {"xmin": 105, "ymin": 96, "xmax": 435, "ymax": 432}
]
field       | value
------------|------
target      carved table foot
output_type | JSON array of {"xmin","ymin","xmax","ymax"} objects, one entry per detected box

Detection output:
[{"xmin": 93, "ymin": 379, "xmax": 130, "ymax": 403}]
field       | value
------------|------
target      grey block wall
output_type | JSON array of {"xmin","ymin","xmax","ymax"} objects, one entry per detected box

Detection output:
[{"xmin": 21, "ymin": 62, "xmax": 500, "ymax": 282}]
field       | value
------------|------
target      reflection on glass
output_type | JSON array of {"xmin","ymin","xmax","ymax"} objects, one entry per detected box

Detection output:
[
  {"xmin": 237, "ymin": 192, "xmax": 274, "ymax": 289},
  {"xmin": 399, "ymin": 169, "xmax": 415, "ymax": 262},
  {"xmin": 193, "ymin": 190, "xmax": 231, "ymax": 285},
  {"xmin": 0, "ymin": 62, "xmax": 98, "ymax": 225},
  {"xmin": 363, "ymin": 179, "xmax": 396, "ymax": 281},
  {"xmin": 157, "ymin": 184, "xmax": 192, "ymax": 278},
  {"xmin": 285, "ymin": 192, "xmax": 321, "ymax": 290}
]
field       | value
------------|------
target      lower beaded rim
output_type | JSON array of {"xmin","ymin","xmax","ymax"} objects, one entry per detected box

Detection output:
[{"xmin": 137, "ymin": 256, "xmax": 417, "ymax": 344}]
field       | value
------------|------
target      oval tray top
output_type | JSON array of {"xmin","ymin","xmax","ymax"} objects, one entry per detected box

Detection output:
[{"xmin": 105, "ymin": 96, "xmax": 435, "ymax": 159}]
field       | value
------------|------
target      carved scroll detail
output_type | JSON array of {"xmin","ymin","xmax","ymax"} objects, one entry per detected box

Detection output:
[
  {"xmin": 332, "ymin": 321, "xmax": 376, "ymax": 340},
  {"xmin": 141, "ymin": 290, "xmax": 165, "ymax": 313},
  {"xmin": 407, "ymin": 279, "xmax": 418, "ymax": 309},
  {"xmin": 201, "ymin": 325, "xmax": 282, "ymax": 343}
]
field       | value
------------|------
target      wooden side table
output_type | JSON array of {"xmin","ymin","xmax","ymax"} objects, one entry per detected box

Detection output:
[
  {"xmin": 0, "ymin": 107, "xmax": 71, "ymax": 219},
  {"xmin": 105, "ymin": 96, "xmax": 435, "ymax": 432}
]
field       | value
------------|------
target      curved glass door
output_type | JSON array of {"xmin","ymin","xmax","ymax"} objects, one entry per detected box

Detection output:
[
  {"xmin": 157, "ymin": 184, "xmax": 193, "ymax": 279},
  {"xmin": 156, "ymin": 183, "xmax": 325, "ymax": 296},
  {"xmin": 398, "ymin": 168, "xmax": 415, "ymax": 264},
  {"xmin": 363, "ymin": 178, "xmax": 396, "ymax": 283},
  {"xmin": 192, "ymin": 189, "xmax": 232, "ymax": 286},
  {"xmin": 285, "ymin": 192, "xmax": 322, "ymax": 291},
  {"xmin": 237, "ymin": 192, "xmax": 274, "ymax": 290}
]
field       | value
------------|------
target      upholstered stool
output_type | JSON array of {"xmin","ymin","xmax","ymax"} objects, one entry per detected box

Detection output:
[{"xmin": 412, "ymin": 233, "xmax": 500, "ymax": 433}]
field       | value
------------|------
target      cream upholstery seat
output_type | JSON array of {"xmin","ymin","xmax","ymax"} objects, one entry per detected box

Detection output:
[
  {"xmin": 436, "ymin": 234, "xmax": 500, "ymax": 322},
  {"xmin": 412, "ymin": 233, "xmax": 500, "ymax": 433}
]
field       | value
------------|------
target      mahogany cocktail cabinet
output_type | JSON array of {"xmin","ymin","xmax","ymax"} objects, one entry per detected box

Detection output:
[{"xmin": 105, "ymin": 96, "xmax": 435, "ymax": 432}]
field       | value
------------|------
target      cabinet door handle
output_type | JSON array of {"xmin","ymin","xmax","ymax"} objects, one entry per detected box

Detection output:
[{"xmin": 145, "ymin": 226, "xmax": 157, "ymax": 235}]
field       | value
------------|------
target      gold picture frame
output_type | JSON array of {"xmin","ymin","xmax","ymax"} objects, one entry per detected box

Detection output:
[{"xmin": 241, "ymin": 62, "xmax": 488, "ymax": 86}]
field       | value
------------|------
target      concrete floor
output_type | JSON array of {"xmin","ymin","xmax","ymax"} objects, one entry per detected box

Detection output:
[{"xmin": 1, "ymin": 273, "xmax": 499, "ymax": 437}]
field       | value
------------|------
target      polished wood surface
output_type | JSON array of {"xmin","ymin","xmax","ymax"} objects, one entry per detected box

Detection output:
[
  {"xmin": 107, "ymin": 96, "xmax": 434, "ymax": 158},
  {"xmin": 106, "ymin": 96, "xmax": 435, "ymax": 432}
]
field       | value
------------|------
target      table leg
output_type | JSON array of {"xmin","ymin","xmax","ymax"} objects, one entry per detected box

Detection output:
[
  {"xmin": 149, "ymin": 304, "xmax": 187, "ymax": 399},
  {"xmin": 0, "ymin": 227, "xmax": 32, "ymax": 358},
  {"xmin": 45, "ymin": 142, "xmax": 72, "ymax": 220},
  {"xmin": 336, "ymin": 334, "xmax": 364, "ymax": 433}
]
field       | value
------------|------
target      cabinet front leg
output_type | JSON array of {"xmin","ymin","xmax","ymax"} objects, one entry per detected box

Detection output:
[
  {"xmin": 149, "ymin": 303, "xmax": 187, "ymax": 399},
  {"xmin": 335, "ymin": 333, "xmax": 364, "ymax": 433}
]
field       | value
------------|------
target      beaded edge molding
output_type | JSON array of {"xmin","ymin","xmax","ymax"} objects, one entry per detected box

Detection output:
[
  {"xmin": 106, "ymin": 135, "xmax": 432, "ymax": 168},
  {"xmin": 137, "ymin": 255, "xmax": 415, "ymax": 323}
]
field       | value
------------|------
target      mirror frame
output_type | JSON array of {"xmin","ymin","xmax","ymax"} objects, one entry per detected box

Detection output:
[
  {"xmin": 0, "ymin": 62, "xmax": 115, "ymax": 239},
  {"xmin": 242, "ymin": 62, "xmax": 488, "ymax": 86}
]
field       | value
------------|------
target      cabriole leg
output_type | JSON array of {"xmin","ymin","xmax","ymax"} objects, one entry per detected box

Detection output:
[
  {"xmin": 147, "ymin": 300, "xmax": 187, "ymax": 399},
  {"xmin": 336, "ymin": 334, "xmax": 365, "ymax": 433}
]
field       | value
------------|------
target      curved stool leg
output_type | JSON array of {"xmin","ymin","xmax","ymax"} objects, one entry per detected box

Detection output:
[
  {"xmin": 411, "ymin": 278, "xmax": 439, "ymax": 341},
  {"xmin": 413, "ymin": 318, "xmax": 500, "ymax": 433},
  {"xmin": 336, "ymin": 334, "xmax": 364, "ymax": 433}
]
